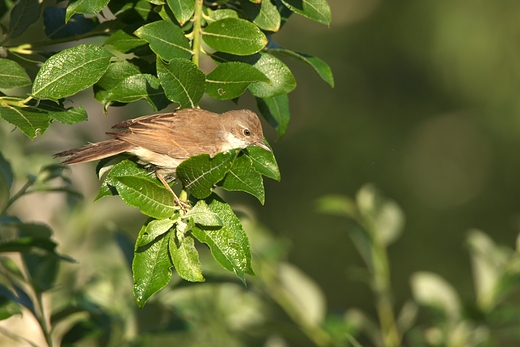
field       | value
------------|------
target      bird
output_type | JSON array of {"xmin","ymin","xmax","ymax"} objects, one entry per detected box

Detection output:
[{"xmin": 54, "ymin": 108, "xmax": 270, "ymax": 207}]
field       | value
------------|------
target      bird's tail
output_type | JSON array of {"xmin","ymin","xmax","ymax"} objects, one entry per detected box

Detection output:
[{"xmin": 54, "ymin": 139, "xmax": 133, "ymax": 165}]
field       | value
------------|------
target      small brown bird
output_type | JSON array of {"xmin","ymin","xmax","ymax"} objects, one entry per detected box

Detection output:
[{"xmin": 54, "ymin": 108, "xmax": 270, "ymax": 205}]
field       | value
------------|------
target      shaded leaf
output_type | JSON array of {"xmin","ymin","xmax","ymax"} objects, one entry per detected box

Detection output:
[
  {"xmin": 205, "ymin": 62, "xmax": 269, "ymax": 100},
  {"xmin": 44, "ymin": 6, "xmax": 98, "ymax": 39},
  {"xmin": 104, "ymin": 73, "xmax": 169, "ymax": 111},
  {"xmin": 104, "ymin": 29, "xmax": 147, "ymax": 53},
  {"xmin": 256, "ymin": 93, "xmax": 290, "ymax": 138},
  {"xmin": 280, "ymin": 0, "xmax": 331, "ymax": 26},
  {"xmin": 65, "ymin": 0, "xmax": 110, "ymax": 22},
  {"xmin": 0, "ymin": 58, "xmax": 31, "ymax": 89},
  {"xmin": 8, "ymin": 0, "xmax": 40, "ymax": 39},
  {"xmin": 37, "ymin": 102, "xmax": 88, "ymax": 125},
  {"xmin": 0, "ymin": 152, "xmax": 13, "ymax": 211},
  {"xmin": 23, "ymin": 251, "xmax": 60, "ymax": 293},
  {"xmin": 267, "ymin": 43, "xmax": 334, "ymax": 87},
  {"xmin": 0, "ymin": 105, "xmax": 51, "ymax": 138},
  {"xmin": 213, "ymin": 52, "xmax": 295, "ymax": 98},
  {"xmin": 245, "ymin": 144, "xmax": 281, "ymax": 181}
]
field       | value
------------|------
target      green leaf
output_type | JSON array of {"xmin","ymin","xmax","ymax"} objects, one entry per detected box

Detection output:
[
  {"xmin": 0, "ymin": 257, "xmax": 25, "ymax": 281},
  {"xmin": 157, "ymin": 58, "xmax": 205, "ymax": 108},
  {"xmin": 245, "ymin": 144, "xmax": 281, "ymax": 181},
  {"xmin": 94, "ymin": 60, "xmax": 142, "ymax": 104},
  {"xmin": 108, "ymin": 0, "xmax": 156, "ymax": 23},
  {"xmin": 36, "ymin": 102, "xmax": 88, "ymax": 125},
  {"xmin": 0, "ymin": 292, "xmax": 23, "ymax": 321},
  {"xmin": 115, "ymin": 176, "xmax": 177, "ymax": 219},
  {"xmin": 166, "ymin": 0, "xmax": 194, "ymax": 25},
  {"xmin": 133, "ymin": 232, "xmax": 172, "ymax": 307},
  {"xmin": 135, "ymin": 20, "xmax": 192, "ymax": 60},
  {"xmin": 316, "ymin": 194, "xmax": 358, "ymax": 218},
  {"xmin": 202, "ymin": 18, "xmax": 267, "ymax": 56},
  {"xmin": 104, "ymin": 29, "xmax": 147, "ymax": 53},
  {"xmin": 104, "ymin": 74, "xmax": 169, "ymax": 111},
  {"xmin": 176, "ymin": 150, "xmax": 239, "ymax": 199},
  {"xmin": 205, "ymin": 62, "xmax": 270, "ymax": 100},
  {"xmin": 267, "ymin": 44, "xmax": 334, "ymax": 87},
  {"xmin": 192, "ymin": 194, "xmax": 254, "ymax": 280},
  {"xmin": 192, "ymin": 226, "xmax": 247, "ymax": 283},
  {"xmin": 136, "ymin": 218, "xmax": 175, "ymax": 247},
  {"xmin": 208, "ymin": 9, "xmax": 238, "ymax": 21},
  {"xmin": 0, "ymin": 284, "xmax": 26, "ymax": 320},
  {"xmin": 219, "ymin": 154, "xmax": 265, "ymax": 204},
  {"xmin": 256, "ymin": 93, "xmax": 290, "ymax": 138},
  {"xmin": 96, "ymin": 159, "xmax": 148, "ymax": 200},
  {"xmin": 32, "ymin": 44, "xmax": 112, "ymax": 100},
  {"xmin": 65, "ymin": 0, "xmax": 110, "ymax": 22},
  {"xmin": 169, "ymin": 233, "xmax": 204, "ymax": 282},
  {"xmin": 0, "ymin": 105, "xmax": 51, "ymax": 139},
  {"xmin": 240, "ymin": 0, "xmax": 281, "ymax": 32},
  {"xmin": 8, "ymin": 0, "xmax": 41, "ymax": 39},
  {"xmin": 184, "ymin": 200, "xmax": 223, "ymax": 227},
  {"xmin": 0, "ymin": 59, "xmax": 31, "ymax": 89},
  {"xmin": 23, "ymin": 251, "xmax": 60, "ymax": 293},
  {"xmin": 213, "ymin": 52, "xmax": 296, "ymax": 98},
  {"xmin": 280, "ymin": 0, "xmax": 331, "ymax": 26},
  {"xmin": 207, "ymin": 195, "xmax": 253, "ymax": 276},
  {"xmin": 96, "ymin": 160, "xmax": 179, "ymax": 220}
]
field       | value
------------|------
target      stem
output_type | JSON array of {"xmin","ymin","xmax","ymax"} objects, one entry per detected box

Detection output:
[
  {"xmin": 192, "ymin": 0, "xmax": 204, "ymax": 68},
  {"xmin": 35, "ymin": 292, "xmax": 54, "ymax": 347},
  {"xmin": 367, "ymin": 222, "xmax": 400, "ymax": 347},
  {"xmin": 1, "ymin": 175, "xmax": 35, "ymax": 214},
  {"xmin": 5, "ymin": 29, "xmax": 112, "ymax": 52}
]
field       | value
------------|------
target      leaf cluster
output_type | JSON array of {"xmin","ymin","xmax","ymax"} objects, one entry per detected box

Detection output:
[
  {"xmin": 0, "ymin": 0, "xmax": 333, "ymax": 138},
  {"xmin": 0, "ymin": 0, "xmax": 332, "ymax": 306}
]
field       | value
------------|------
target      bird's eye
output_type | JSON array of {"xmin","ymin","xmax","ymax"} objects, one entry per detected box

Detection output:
[{"xmin": 243, "ymin": 128, "xmax": 251, "ymax": 136}]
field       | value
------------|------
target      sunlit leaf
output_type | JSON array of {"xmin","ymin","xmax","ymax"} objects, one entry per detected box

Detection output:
[
  {"xmin": 157, "ymin": 58, "xmax": 205, "ymax": 108},
  {"xmin": 202, "ymin": 18, "xmax": 267, "ymax": 55},
  {"xmin": 133, "ymin": 232, "xmax": 172, "ymax": 307},
  {"xmin": 32, "ymin": 44, "xmax": 112, "ymax": 100},
  {"xmin": 169, "ymin": 233, "xmax": 204, "ymax": 282},
  {"xmin": 135, "ymin": 20, "xmax": 192, "ymax": 60}
]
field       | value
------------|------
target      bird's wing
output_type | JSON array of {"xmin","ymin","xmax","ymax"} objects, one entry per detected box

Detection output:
[{"xmin": 108, "ymin": 110, "xmax": 224, "ymax": 158}]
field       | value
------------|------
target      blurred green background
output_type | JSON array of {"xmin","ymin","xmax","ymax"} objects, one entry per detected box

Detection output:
[
  {"xmin": 3, "ymin": 0, "xmax": 520, "ymax": 326},
  {"xmin": 249, "ymin": 0, "xmax": 520, "ymax": 314}
]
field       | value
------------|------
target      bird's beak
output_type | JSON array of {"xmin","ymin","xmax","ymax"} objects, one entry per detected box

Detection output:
[{"xmin": 256, "ymin": 141, "xmax": 272, "ymax": 152}]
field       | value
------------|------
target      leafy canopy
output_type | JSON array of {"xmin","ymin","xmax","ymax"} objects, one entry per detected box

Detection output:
[{"xmin": 0, "ymin": 0, "xmax": 332, "ymax": 306}]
